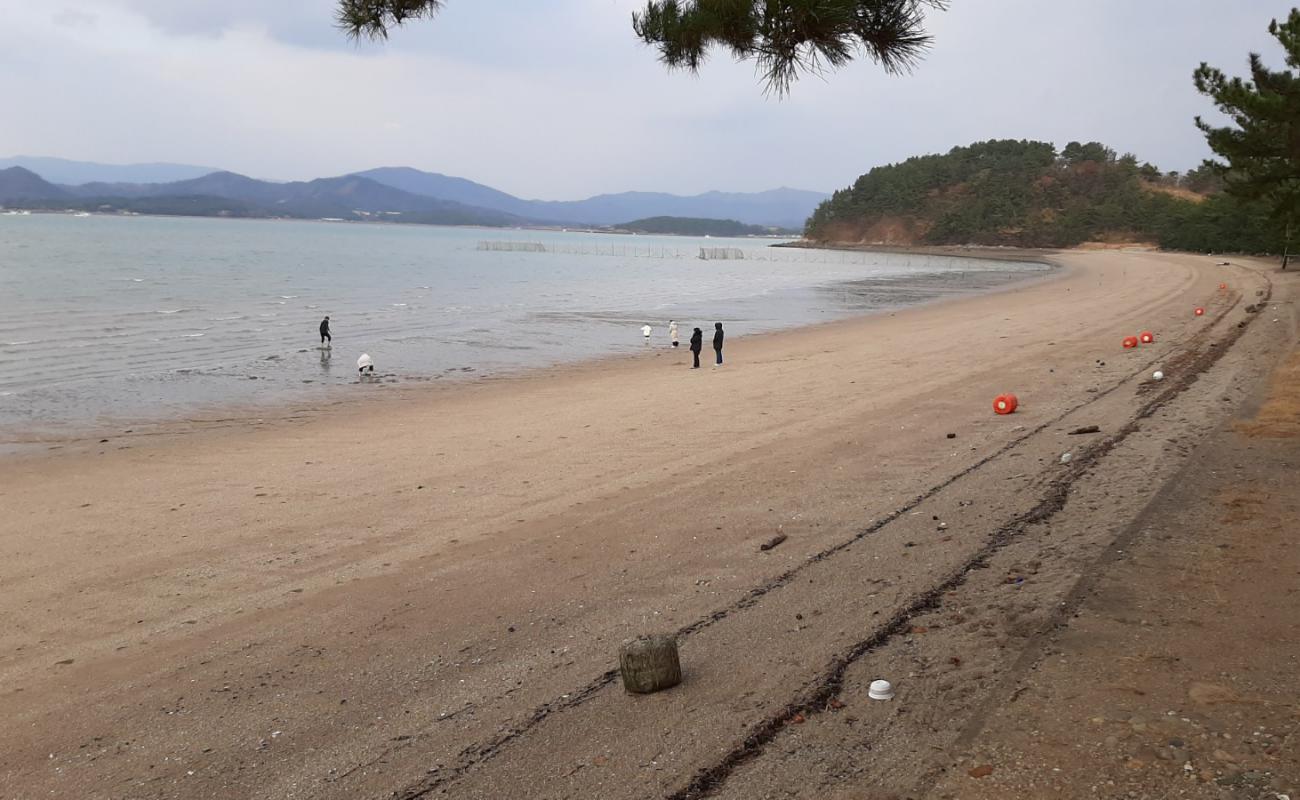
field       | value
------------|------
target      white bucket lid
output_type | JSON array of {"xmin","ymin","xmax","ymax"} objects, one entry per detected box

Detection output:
[{"xmin": 868, "ymin": 679, "xmax": 894, "ymax": 701}]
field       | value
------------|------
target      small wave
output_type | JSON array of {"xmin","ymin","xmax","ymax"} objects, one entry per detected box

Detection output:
[
  {"xmin": 182, "ymin": 333, "xmax": 205, "ymax": 338},
  {"xmin": 209, "ymin": 316, "xmax": 243, "ymax": 322},
  {"xmin": 278, "ymin": 295, "xmax": 299, "ymax": 299},
  {"xmin": 392, "ymin": 303, "xmax": 408, "ymax": 307},
  {"xmin": 155, "ymin": 309, "xmax": 189, "ymax": 315},
  {"xmin": 4, "ymin": 340, "xmax": 34, "ymax": 346}
]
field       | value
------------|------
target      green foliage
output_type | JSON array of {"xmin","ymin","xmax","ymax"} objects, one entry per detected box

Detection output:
[
  {"xmin": 632, "ymin": 0, "xmax": 942, "ymax": 94},
  {"xmin": 805, "ymin": 139, "xmax": 1282, "ymax": 253},
  {"xmin": 333, "ymin": 0, "xmax": 944, "ymax": 95},
  {"xmin": 1194, "ymin": 9, "xmax": 1300, "ymax": 226},
  {"xmin": 613, "ymin": 216, "xmax": 774, "ymax": 236},
  {"xmin": 336, "ymin": 0, "xmax": 444, "ymax": 40}
]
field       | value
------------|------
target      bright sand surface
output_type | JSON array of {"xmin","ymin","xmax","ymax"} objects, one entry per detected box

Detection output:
[{"xmin": 0, "ymin": 249, "xmax": 1284, "ymax": 799}]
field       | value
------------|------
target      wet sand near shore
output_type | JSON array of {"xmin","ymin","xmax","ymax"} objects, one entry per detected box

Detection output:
[{"xmin": 0, "ymin": 250, "xmax": 1289, "ymax": 799}]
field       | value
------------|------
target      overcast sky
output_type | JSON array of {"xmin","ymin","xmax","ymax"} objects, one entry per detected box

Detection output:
[{"xmin": 0, "ymin": 1, "xmax": 1287, "ymax": 199}]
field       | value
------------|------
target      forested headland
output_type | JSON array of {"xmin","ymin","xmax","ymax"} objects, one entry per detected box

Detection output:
[{"xmin": 804, "ymin": 139, "xmax": 1281, "ymax": 253}]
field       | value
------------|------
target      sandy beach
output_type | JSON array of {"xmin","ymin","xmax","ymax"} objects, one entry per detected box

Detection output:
[{"xmin": 1, "ymin": 248, "xmax": 1293, "ymax": 799}]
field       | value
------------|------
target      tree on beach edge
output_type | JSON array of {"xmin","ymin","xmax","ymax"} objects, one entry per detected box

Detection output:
[
  {"xmin": 334, "ymin": 0, "xmax": 946, "ymax": 95},
  {"xmin": 1194, "ymin": 8, "xmax": 1300, "ymax": 269}
]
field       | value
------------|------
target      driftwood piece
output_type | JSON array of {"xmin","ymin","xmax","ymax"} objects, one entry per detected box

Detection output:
[
  {"xmin": 619, "ymin": 635, "xmax": 681, "ymax": 694},
  {"xmin": 759, "ymin": 534, "xmax": 788, "ymax": 551},
  {"xmin": 1068, "ymin": 425, "xmax": 1101, "ymax": 435}
]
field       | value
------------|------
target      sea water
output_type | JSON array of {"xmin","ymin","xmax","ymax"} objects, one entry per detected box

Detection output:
[{"xmin": 0, "ymin": 214, "xmax": 1048, "ymax": 445}]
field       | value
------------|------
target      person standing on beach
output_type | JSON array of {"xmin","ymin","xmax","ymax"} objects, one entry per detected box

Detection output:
[
  {"xmin": 319, "ymin": 315, "xmax": 332, "ymax": 347},
  {"xmin": 689, "ymin": 327, "xmax": 703, "ymax": 368},
  {"xmin": 641, "ymin": 324, "xmax": 652, "ymax": 343},
  {"xmin": 669, "ymin": 320, "xmax": 679, "ymax": 348},
  {"xmin": 712, "ymin": 322, "xmax": 725, "ymax": 366}
]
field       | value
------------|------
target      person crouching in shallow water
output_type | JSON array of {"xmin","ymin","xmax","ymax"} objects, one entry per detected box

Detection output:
[
  {"xmin": 357, "ymin": 353, "xmax": 375, "ymax": 375},
  {"xmin": 689, "ymin": 327, "xmax": 703, "ymax": 368},
  {"xmin": 712, "ymin": 322, "xmax": 724, "ymax": 366}
]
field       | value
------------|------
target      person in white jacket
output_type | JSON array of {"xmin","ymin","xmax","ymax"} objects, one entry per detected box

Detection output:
[
  {"xmin": 668, "ymin": 320, "xmax": 679, "ymax": 348},
  {"xmin": 641, "ymin": 324, "xmax": 652, "ymax": 343}
]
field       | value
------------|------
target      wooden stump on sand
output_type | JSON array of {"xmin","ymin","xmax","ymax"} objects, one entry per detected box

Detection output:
[{"xmin": 619, "ymin": 635, "xmax": 681, "ymax": 694}]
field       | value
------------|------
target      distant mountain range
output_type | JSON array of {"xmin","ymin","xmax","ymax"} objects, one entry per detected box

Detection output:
[
  {"xmin": 353, "ymin": 167, "xmax": 825, "ymax": 228},
  {"xmin": 0, "ymin": 156, "xmax": 218, "ymax": 185},
  {"xmin": 0, "ymin": 158, "xmax": 826, "ymax": 230}
]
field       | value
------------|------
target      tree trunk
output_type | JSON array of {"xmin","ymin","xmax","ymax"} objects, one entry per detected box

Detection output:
[{"xmin": 619, "ymin": 635, "xmax": 682, "ymax": 694}]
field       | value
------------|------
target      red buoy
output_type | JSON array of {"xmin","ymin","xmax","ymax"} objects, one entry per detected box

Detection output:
[
  {"xmin": 1194, "ymin": 307, "xmax": 1205, "ymax": 317},
  {"xmin": 1122, "ymin": 336, "xmax": 1139, "ymax": 349},
  {"xmin": 993, "ymin": 394, "xmax": 1018, "ymax": 415},
  {"xmin": 1139, "ymin": 331, "xmax": 1154, "ymax": 344}
]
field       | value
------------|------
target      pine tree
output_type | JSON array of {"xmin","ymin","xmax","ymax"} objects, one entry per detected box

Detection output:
[
  {"xmin": 1194, "ymin": 9, "xmax": 1300, "ymax": 268},
  {"xmin": 335, "ymin": 0, "xmax": 943, "ymax": 95}
]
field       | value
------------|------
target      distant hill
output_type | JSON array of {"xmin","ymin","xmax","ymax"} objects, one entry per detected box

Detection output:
[
  {"xmin": 355, "ymin": 167, "xmax": 827, "ymax": 228},
  {"xmin": 805, "ymin": 139, "xmax": 1281, "ymax": 253},
  {"xmin": 612, "ymin": 216, "xmax": 775, "ymax": 236},
  {"xmin": 0, "ymin": 167, "xmax": 70, "ymax": 202},
  {"xmin": 353, "ymin": 167, "xmax": 533, "ymax": 216},
  {"xmin": 3, "ymin": 167, "xmax": 526, "ymax": 226},
  {"xmin": 5, "ymin": 157, "xmax": 828, "ymax": 229},
  {"xmin": 0, "ymin": 156, "xmax": 218, "ymax": 185}
]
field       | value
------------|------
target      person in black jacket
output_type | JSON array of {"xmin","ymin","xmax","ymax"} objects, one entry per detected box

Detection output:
[
  {"xmin": 712, "ymin": 322, "xmax": 724, "ymax": 366},
  {"xmin": 319, "ymin": 315, "xmax": 332, "ymax": 347},
  {"xmin": 689, "ymin": 327, "xmax": 703, "ymax": 369}
]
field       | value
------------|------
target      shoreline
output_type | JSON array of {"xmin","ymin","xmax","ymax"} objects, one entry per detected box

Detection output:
[
  {"xmin": 0, "ymin": 247, "xmax": 1060, "ymax": 462},
  {"xmin": 4, "ymin": 248, "xmax": 1280, "ymax": 799}
]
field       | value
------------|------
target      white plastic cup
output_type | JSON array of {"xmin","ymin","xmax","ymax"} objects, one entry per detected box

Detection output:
[
  {"xmin": 1153, "ymin": 371, "xmax": 1164, "ymax": 381},
  {"xmin": 868, "ymin": 679, "xmax": 895, "ymax": 701}
]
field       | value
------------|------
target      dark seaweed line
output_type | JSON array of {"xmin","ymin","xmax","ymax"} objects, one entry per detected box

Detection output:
[
  {"xmin": 664, "ymin": 277, "xmax": 1265, "ymax": 800},
  {"xmin": 383, "ymin": 283, "xmax": 1243, "ymax": 800}
]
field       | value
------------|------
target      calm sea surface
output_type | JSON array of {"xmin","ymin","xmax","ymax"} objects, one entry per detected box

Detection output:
[{"xmin": 0, "ymin": 215, "xmax": 1048, "ymax": 445}]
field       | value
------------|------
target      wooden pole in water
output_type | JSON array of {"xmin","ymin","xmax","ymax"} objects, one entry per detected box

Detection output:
[{"xmin": 619, "ymin": 635, "xmax": 682, "ymax": 694}]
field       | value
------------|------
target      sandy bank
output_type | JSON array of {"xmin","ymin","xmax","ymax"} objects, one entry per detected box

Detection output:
[{"xmin": 0, "ymin": 249, "xmax": 1285, "ymax": 799}]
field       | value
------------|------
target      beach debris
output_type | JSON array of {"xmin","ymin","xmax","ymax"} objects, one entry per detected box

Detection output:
[
  {"xmin": 968, "ymin": 765, "xmax": 995, "ymax": 779},
  {"xmin": 1195, "ymin": 307, "xmax": 1206, "ymax": 316},
  {"xmin": 1245, "ymin": 303, "xmax": 1261, "ymax": 313},
  {"xmin": 868, "ymin": 679, "xmax": 895, "ymax": 701},
  {"xmin": 993, "ymin": 394, "xmax": 1018, "ymax": 415},
  {"xmin": 1060, "ymin": 452, "xmax": 1073, "ymax": 464},
  {"xmin": 759, "ymin": 534, "xmax": 788, "ymax": 552},
  {"xmin": 1122, "ymin": 335, "xmax": 1139, "ymax": 349},
  {"xmin": 1139, "ymin": 330, "xmax": 1155, "ymax": 344},
  {"xmin": 619, "ymin": 635, "xmax": 681, "ymax": 694},
  {"xmin": 1068, "ymin": 425, "xmax": 1101, "ymax": 435},
  {"xmin": 1153, "ymin": 371, "xmax": 1164, "ymax": 381},
  {"xmin": 789, "ymin": 712, "xmax": 806, "ymax": 724},
  {"xmin": 946, "ymin": 432, "xmax": 957, "ymax": 439}
]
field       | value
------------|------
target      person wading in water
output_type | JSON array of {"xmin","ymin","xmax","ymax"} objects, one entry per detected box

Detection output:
[{"xmin": 319, "ymin": 315, "xmax": 332, "ymax": 347}]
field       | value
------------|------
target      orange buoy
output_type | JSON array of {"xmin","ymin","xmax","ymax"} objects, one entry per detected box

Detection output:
[
  {"xmin": 1194, "ymin": 307, "xmax": 1205, "ymax": 316},
  {"xmin": 1139, "ymin": 331, "xmax": 1154, "ymax": 344},
  {"xmin": 1122, "ymin": 336, "xmax": 1139, "ymax": 349},
  {"xmin": 993, "ymin": 394, "xmax": 1018, "ymax": 415}
]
